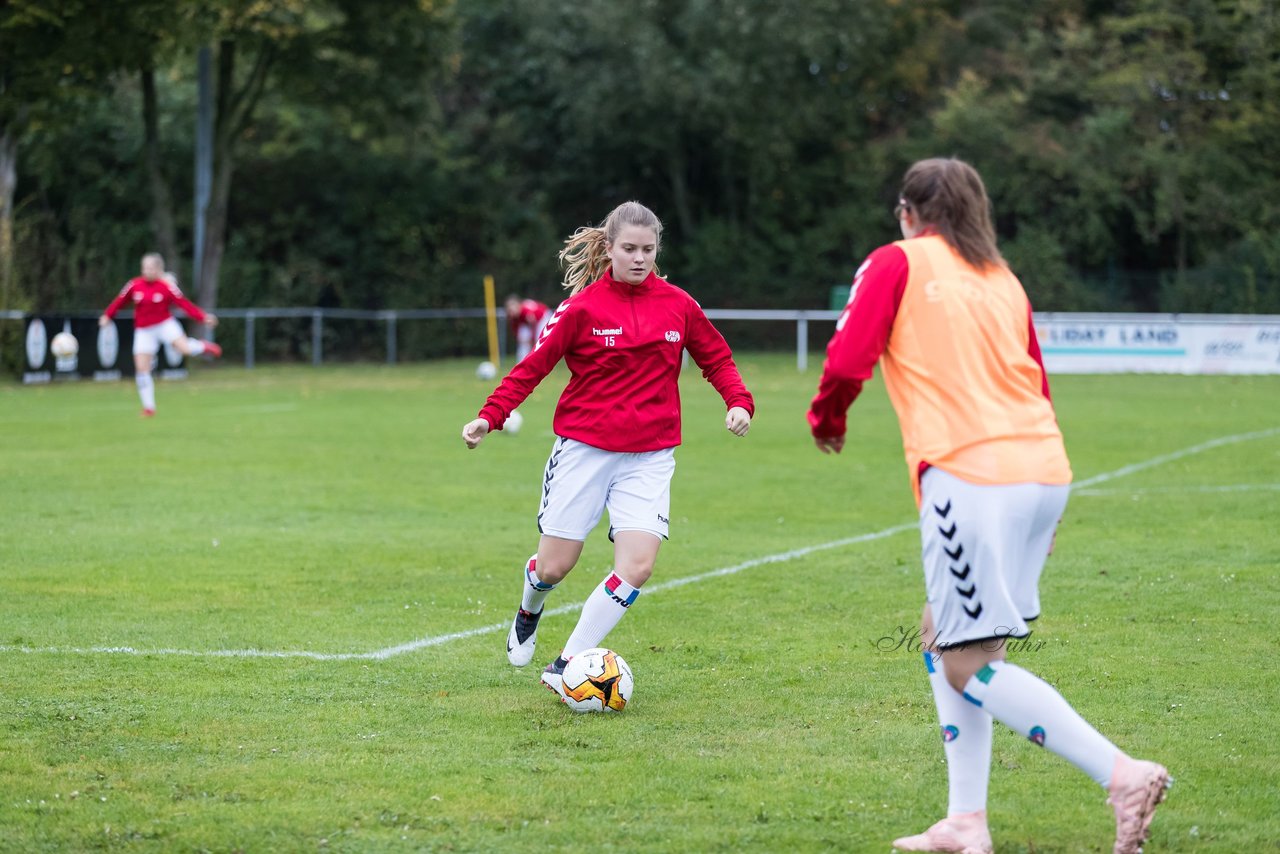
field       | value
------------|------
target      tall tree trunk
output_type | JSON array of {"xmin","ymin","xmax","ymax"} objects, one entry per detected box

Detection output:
[
  {"xmin": 0, "ymin": 128, "xmax": 16, "ymax": 310},
  {"xmin": 141, "ymin": 67, "xmax": 178, "ymax": 271},
  {"xmin": 667, "ymin": 146, "xmax": 695, "ymax": 241},
  {"xmin": 195, "ymin": 38, "xmax": 273, "ymax": 335}
]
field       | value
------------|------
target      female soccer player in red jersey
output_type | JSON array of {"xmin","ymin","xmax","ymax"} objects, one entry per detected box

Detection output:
[
  {"xmin": 99, "ymin": 253, "xmax": 222, "ymax": 416},
  {"xmin": 808, "ymin": 159, "xmax": 1169, "ymax": 854},
  {"xmin": 462, "ymin": 201, "xmax": 754, "ymax": 700},
  {"xmin": 503, "ymin": 293, "xmax": 551, "ymax": 362}
]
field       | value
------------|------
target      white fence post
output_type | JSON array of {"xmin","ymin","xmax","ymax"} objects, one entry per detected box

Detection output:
[
  {"xmin": 797, "ymin": 313, "xmax": 809, "ymax": 372},
  {"xmin": 311, "ymin": 310, "xmax": 323, "ymax": 366},
  {"xmin": 245, "ymin": 311, "xmax": 256, "ymax": 370}
]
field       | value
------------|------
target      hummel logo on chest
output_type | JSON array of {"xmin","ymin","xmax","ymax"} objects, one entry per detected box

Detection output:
[{"xmin": 592, "ymin": 327, "xmax": 623, "ymax": 336}]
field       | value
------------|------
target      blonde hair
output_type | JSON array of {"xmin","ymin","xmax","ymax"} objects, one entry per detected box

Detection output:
[
  {"xmin": 899, "ymin": 158, "xmax": 1004, "ymax": 271},
  {"xmin": 558, "ymin": 201, "xmax": 663, "ymax": 295}
]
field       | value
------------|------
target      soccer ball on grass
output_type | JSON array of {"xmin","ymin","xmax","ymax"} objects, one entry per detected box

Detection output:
[
  {"xmin": 475, "ymin": 360, "xmax": 497, "ymax": 380},
  {"xmin": 503, "ymin": 409, "xmax": 523, "ymax": 436},
  {"xmin": 560, "ymin": 648, "xmax": 633, "ymax": 713}
]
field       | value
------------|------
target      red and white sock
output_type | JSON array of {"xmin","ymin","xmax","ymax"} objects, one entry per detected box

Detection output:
[
  {"xmin": 561, "ymin": 571, "xmax": 639, "ymax": 659},
  {"xmin": 519, "ymin": 554, "xmax": 555, "ymax": 614}
]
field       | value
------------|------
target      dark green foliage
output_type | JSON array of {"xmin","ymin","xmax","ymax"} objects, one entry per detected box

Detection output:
[{"xmin": 6, "ymin": 0, "xmax": 1280, "ymax": 331}]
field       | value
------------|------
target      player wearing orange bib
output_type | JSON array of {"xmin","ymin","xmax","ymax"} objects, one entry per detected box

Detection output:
[{"xmin": 809, "ymin": 159, "xmax": 1169, "ymax": 854}]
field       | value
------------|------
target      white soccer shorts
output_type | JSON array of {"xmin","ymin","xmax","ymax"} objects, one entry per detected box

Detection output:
[
  {"xmin": 919, "ymin": 466, "xmax": 1069, "ymax": 649},
  {"xmin": 515, "ymin": 317, "xmax": 549, "ymax": 362},
  {"xmin": 132, "ymin": 317, "xmax": 186, "ymax": 355},
  {"xmin": 536, "ymin": 436, "xmax": 675, "ymax": 542}
]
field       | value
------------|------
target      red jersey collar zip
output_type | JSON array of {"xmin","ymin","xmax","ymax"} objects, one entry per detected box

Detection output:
[{"xmin": 602, "ymin": 268, "xmax": 658, "ymax": 293}]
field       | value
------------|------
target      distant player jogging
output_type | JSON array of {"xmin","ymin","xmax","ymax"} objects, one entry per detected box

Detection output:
[
  {"xmin": 99, "ymin": 253, "xmax": 222, "ymax": 417},
  {"xmin": 504, "ymin": 293, "xmax": 551, "ymax": 362},
  {"xmin": 462, "ymin": 201, "xmax": 754, "ymax": 701},
  {"xmin": 807, "ymin": 158, "xmax": 1169, "ymax": 854}
]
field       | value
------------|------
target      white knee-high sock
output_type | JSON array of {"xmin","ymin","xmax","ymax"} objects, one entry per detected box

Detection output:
[
  {"xmin": 519, "ymin": 554, "xmax": 555, "ymax": 614},
  {"xmin": 962, "ymin": 660, "xmax": 1119, "ymax": 787},
  {"xmin": 136, "ymin": 372, "xmax": 156, "ymax": 410},
  {"xmin": 560, "ymin": 571, "xmax": 639, "ymax": 659},
  {"xmin": 925, "ymin": 653, "xmax": 992, "ymax": 815},
  {"xmin": 186, "ymin": 339, "xmax": 205, "ymax": 356}
]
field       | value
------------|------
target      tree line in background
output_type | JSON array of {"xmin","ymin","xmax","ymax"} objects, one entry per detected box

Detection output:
[{"xmin": 4, "ymin": 0, "xmax": 1279, "ymax": 353}]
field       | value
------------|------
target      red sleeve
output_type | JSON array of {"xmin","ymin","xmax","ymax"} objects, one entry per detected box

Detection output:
[
  {"xmin": 684, "ymin": 300, "xmax": 754, "ymax": 415},
  {"xmin": 1027, "ymin": 303, "xmax": 1051, "ymax": 402},
  {"xmin": 807, "ymin": 244, "xmax": 909, "ymax": 438},
  {"xmin": 102, "ymin": 281, "xmax": 135, "ymax": 318},
  {"xmin": 165, "ymin": 280, "xmax": 207, "ymax": 324},
  {"xmin": 479, "ymin": 300, "xmax": 574, "ymax": 430}
]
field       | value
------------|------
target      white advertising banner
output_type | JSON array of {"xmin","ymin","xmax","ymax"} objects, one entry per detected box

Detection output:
[{"xmin": 1033, "ymin": 313, "xmax": 1280, "ymax": 375}]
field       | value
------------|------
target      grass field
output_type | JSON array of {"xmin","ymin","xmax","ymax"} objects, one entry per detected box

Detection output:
[{"xmin": 1, "ymin": 356, "xmax": 1278, "ymax": 853}]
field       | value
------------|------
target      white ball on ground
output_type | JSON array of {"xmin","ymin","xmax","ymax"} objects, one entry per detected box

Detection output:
[
  {"xmin": 559, "ymin": 648, "xmax": 633, "ymax": 713},
  {"xmin": 504, "ymin": 409, "xmax": 523, "ymax": 436},
  {"xmin": 475, "ymin": 360, "xmax": 497, "ymax": 380}
]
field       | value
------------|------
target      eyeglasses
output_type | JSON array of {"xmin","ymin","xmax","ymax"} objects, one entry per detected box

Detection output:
[{"xmin": 893, "ymin": 199, "xmax": 911, "ymax": 220}]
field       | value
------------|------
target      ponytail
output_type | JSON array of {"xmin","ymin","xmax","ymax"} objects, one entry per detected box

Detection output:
[
  {"xmin": 558, "ymin": 201, "xmax": 663, "ymax": 295},
  {"xmin": 899, "ymin": 158, "xmax": 1004, "ymax": 271}
]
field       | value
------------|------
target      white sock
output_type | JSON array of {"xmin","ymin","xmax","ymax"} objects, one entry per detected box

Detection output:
[
  {"xmin": 519, "ymin": 554, "xmax": 555, "ymax": 614},
  {"xmin": 924, "ymin": 652, "xmax": 992, "ymax": 814},
  {"xmin": 560, "ymin": 571, "xmax": 639, "ymax": 659},
  {"xmin": 962, "ymin": 660, "xmax": 1119, "ymax": 787},
  {"xmin": 136, "ymin": 372, "xmax": 156, "ymax": 410},
  {"xmin": 187, "ymin": 339, "xmax": 205, "ymax": 356}
]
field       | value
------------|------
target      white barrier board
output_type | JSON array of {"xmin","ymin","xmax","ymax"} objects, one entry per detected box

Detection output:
[{"xmin": 1034, "ymin": 313, "xmax": 1280, "ymax": 374}]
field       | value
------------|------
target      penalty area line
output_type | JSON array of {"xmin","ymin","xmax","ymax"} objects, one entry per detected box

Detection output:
[
  {"xmin": 3, "ymin": 425, "xmax": 1275, "ymax": 662},
  {"xmin": 0, "ymin": 523, "xmax": 917, "ymax": 663},
  {"xmin": 1071, "ymin": 426, "xmax": 1280, "ymax": 490},
  {"xmin": 364, "ymin": 521, "xmax": 918, "ymax": 660}
]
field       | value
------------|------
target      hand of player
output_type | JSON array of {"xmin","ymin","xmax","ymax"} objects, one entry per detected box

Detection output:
[
  {"xmin": 98, "ymin": 315, "xmax": 110, "ymax": 328},
  {"xmin": 813, "ymin": 434, "xmax": 845, "ymax": 454},
  {"xmin": 462, "ymin": 418, "xmax": 490, "ymax": 449},
  {"xmin": 205, "ymin": 313, "xmax": 219, "ymax": 328},
  {"xmin": 725, "ymin": 406, "xmax": 751, "ymax": 437}
]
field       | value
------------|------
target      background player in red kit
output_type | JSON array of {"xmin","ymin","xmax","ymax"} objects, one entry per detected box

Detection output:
[
  {"xmin": 99, "ymin": 252, "xmax": 222, "ymax": 416},
  {"xmin": 504, "ymin": 293, "xmax": 550, "ymax": 362},
  {"xmin": 461, "ymin": 201, "xmax": 754, "ymax": 700},
  {"xmin": 807, "ymin": 158, "xmax": 1169, "ymax": 854}
]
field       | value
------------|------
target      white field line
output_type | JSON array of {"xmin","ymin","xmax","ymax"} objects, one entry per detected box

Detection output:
[
  {"xmin": 1069, "ymin": 426, "xmax": 1280, "ymax": 490},
  {"xmin": 1074, "ymin": 483, "xmax": 1280, "ymax": 497},
  {"xmin": 3, "ymin": 426, "xmax": 1276, "ymax": 662}
]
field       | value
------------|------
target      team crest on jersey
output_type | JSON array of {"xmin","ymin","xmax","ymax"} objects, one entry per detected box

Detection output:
[{"xmin": 665, "ymin": 330, "xmax": 680, "ymax": 342}]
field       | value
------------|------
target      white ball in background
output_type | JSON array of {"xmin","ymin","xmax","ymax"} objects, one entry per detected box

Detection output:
[
  {"xmin": 51, "ymin": 331, "xmax": 79, "ymax": 358},
  {"xmin": 475, "ymin": 360, "xmax": 497, "ymax": 380},
  {"xmin": 504, "ymin": 409, "xmax": 523, "ymax": 436}
]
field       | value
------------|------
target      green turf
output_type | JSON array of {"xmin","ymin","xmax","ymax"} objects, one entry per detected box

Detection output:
[{"xmin": 1, "ymin": 357, "xmax": 1277, "ymax": 852}]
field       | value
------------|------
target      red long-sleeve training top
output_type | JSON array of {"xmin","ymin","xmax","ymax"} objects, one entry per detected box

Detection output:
[
  {"xmin": 103, "ymin": 277, "xmax": 208, "ymax": 329},
  {"xmin": 478, "ymin": 270, "xmax": 754, "ymax": 452}
]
